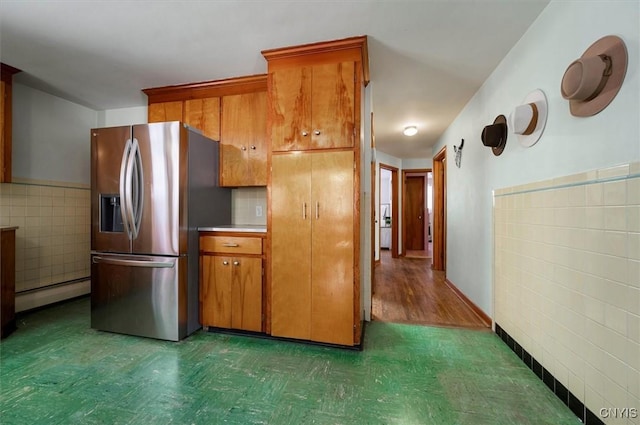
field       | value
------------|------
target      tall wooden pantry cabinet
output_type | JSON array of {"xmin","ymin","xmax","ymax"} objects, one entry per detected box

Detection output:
[{"xmin": 263, "ymin": 36, "xmax": 369, "ymax": 347}]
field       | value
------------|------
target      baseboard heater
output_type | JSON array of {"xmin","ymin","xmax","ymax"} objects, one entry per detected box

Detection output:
[{"xmin": 15, "ymin": 278, "xmax": 91, "ymax": 313}]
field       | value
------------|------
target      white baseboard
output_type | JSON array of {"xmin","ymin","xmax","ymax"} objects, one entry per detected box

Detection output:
[{"xmin": 15, "ymin": 280, "xmax": 91, "ymax": 313}]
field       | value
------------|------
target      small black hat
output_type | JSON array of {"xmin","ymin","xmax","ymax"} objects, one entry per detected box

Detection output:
[{"xmin": 481, "ymin": 115, "xmax": 507, "ymax": 156}]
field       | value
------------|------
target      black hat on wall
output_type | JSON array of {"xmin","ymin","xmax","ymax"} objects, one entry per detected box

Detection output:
[{"xmin": 481, "ymin": 115, "xmax": 508, "ymax": 156}]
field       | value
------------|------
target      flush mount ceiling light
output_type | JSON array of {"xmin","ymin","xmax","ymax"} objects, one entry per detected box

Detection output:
[{"xmin": 403, "ymin": 126, "xmax": 418, "ymax": 136}]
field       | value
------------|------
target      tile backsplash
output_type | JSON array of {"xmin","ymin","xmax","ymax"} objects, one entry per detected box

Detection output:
[
  {"xmin": 232, "ymin": 187, "xmax": 267, "ymax": 226},
  {"xmin": 0, "ymin": 180, "xmax": 90, "ymax": 294},
  {"xmin": 494, "ymin": 162, "xmax": 640, "ymax": 425}
]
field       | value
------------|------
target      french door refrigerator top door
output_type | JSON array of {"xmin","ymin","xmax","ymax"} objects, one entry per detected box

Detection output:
[
  {"xmin": 130, "ymin": 122, "xmax": 183, "ymax": 257},
  {"xmin": 91, "ymin": 122, "xmax": 183, "ymax": 257},
  {"xmin": 91, "ymin": 125, "xmax": 135, "ymax": 254}
]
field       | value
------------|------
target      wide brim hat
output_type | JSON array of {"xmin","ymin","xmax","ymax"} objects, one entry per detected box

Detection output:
[
  {"xmin": 481, "ymin": 115, "xmax": 507, "ymax": 156},
  {"xmin": 509, "ymin": 89, "xmax": 548, "ymax": 148},
  {"xmin": 560, "ymin": 35, "xmax": 627, "ymax": 117}
]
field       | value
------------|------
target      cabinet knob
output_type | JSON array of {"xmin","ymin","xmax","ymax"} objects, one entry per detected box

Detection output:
[
  {"xmin": 233, "ymin": 261, "xmax": 240, "ymax": 266},
  {"xmin": 314, "ymin": 130, "xmax": 321, "ymax": 136},
  {"xmin": 223, "ymin": 261, "xmax": 229, "ymax": 266},
  {"xmin": 250, "ymin": 145, "xmax": 256, "ymax": 150},
  {"xmin": 302, "ymin": 131, "xmax": 309, "ymax": 137},
  {"xmin": 241, "ymin": 146, "xmax": 247, "ymax": 151}
]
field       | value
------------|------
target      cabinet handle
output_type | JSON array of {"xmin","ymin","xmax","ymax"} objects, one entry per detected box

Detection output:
[
  {"xmin": 250, "ymin": 145, "xmax": 256, "ymax": 150},
  {"xmin": 223, "ymin": 260, "xmax": 229, "ymax": 266},
  {"xmin": 223, "ymin": 243, "xmax": 239, "ymax": 247},
  {"xmin": 302, "ymin": 202, "xmax": 307, "ymax": 219},
  {"xmin": 313, "ymin": 130, "xmax": 321, "ymax": 136},
  {"xmin": 241, "ymin": 146, "xmax": 247, "ymax": 151},
  {"xmin": 233, "ymin": 261, "xmax": 240, "ymax": 266},
  {"xmin": 302, "ymin": 131, "xmax": 309, "ymax": 137},
  {"xmin": 316, "ymin": 202, "xmax": 319, "ymax": 220}
]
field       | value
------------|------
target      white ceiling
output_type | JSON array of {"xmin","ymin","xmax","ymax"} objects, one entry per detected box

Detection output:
[{"xmin": 0, "ymin": 0, "xmax": 549, "ymax": 159}]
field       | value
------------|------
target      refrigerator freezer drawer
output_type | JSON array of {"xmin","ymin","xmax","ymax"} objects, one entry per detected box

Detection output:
[{"xmin": 91, "ymin": 253, "xmax": 188, "ymax": 341}]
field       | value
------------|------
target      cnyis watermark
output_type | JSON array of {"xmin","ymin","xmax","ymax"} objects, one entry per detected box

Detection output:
[{"xmin": 599, "ymin": 407, "xmax": 638, "ymax": 419}]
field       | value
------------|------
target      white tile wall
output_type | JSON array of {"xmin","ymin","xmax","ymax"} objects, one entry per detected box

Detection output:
[
  {"xmin": 494, "ymin": 162, "xmax": 640, "ymax": 425},
  {"xmin": 0, "ymin": 180, "xmax": 90, "ymax": 293},
  {"xmin": 231, "ymin": 187, "xmax": 267, "ymax": 226}
]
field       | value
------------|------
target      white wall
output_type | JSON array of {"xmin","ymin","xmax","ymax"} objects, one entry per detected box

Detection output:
[
  {"xmin": 12, "ymin": 83, "xmax": 98, "ymax": 184},
  {"xmin": 97, "ymin": 106, "xmax": 148, "ymax": 127},
  {"xmin": 380, "ymin": 168, "xmax": 391, "ymax": 205},
  {"xmin": 402, "ymin": 158, "xmax": 432, "ymax": 170},
  {"xmin": 433, "ymin": 0, "xmax": 639, "ymax": 317}
]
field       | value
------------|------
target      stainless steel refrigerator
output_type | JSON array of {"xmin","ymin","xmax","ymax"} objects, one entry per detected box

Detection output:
[{"xmin": 90, "ymin": 121, "xmax": 230, "ymax": 341}]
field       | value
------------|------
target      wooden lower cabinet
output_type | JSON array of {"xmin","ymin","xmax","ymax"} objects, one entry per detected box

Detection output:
[
  {"xmin": 200, "ymin": 234, "xmax": 264, "ymax": 332},
  {"xmin": 271, "ymin": 151, "xmax": 355, "ymax": 346},
  {"xmin": 1, "ymin": 227, "xmax": 17, "ymax": 339}
]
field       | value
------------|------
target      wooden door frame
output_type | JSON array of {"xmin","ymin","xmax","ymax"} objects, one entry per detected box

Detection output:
[
  {"xmin": 370, "ymin": 113, "xmax": 376, "ymax": 284},
  {"xmin": 401, "ymin": 169, "xmax": 430, "ymax": 256},
  {"xmin": 432, "ymin": 147, "xmax": 446, "ymax": 271},
  {"xmin": 379, "ymin": 163, "xmax": 399, "ymax": 259}
]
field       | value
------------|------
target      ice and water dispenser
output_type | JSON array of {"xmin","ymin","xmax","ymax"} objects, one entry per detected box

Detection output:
[{"xmin": 100, "ymin": 194, "xmax": 124, "ymax": 232}]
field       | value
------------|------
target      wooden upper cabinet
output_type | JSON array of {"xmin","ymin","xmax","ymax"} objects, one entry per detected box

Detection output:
[
  {"xmin": 220, "ymin": 91, "xmax": 267, "ymax": 186},
  {"xmin": 269, "ymin": 62, "xmax": 355, "ymax": 152},
  {"xmin": 0, "ymin": 80, "xmax": 6, "ymax": 182},
  {"xmin": 311, "ymin": 61, "xmax": 355, "ymax": 149},
  {"xmin": 148, "ymin": 101, "xmax": 183, "ymax": 123},
  {"xmin": 184, "ymin": 97, "xmax": 220, "ymax": 141},
  {"xmin": 1, "ymin": 63, "xmax": 21, "ymax": 183},
  {"xmin": 269, "ymin": 66, "xmax": 311, "ymax": 151},
  {"xmin": 143, "ymin": 75, "xmax": 268, "ymax": 187},
  {"xmin": 263, "ymin": 36, "xmax": 368, "ymax": 153}
]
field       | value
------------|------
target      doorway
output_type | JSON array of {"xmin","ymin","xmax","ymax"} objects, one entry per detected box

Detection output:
[
  {"xmin": 402, "ymin": 169, "xmax": 432, "ymax": 258},
  {"xmin": 432, "ymin": 146, "xmax": 447, "ymax": 271},
  {"xmin": 378, "ymin": 164, "xmax": 399, "ymax": 259}
]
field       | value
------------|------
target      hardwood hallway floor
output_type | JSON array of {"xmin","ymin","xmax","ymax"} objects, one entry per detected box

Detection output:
[{"xmin": 372, "ymin": 250, "xmax": 489, "ymax": 329}]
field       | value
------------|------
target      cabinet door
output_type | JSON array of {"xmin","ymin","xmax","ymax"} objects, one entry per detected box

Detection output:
[
  {"xmin": 201, "ymin": 255, "xmax": 232, "ymax": 328},
  {"xmin": 269, "ymin": 67, "xmax": 312, "ymax": 152},
  {"xmin": 271, "ymin": 153, "xmax": 312, "ymax": 340},
  {"xmin": 231, "ymin": 257, "xmax": 262, "ymax": 332},
  {"xmin": 0, "ymin": 80, "xmax": 7, "ymax": 183},
  {"xmin": 310, "ymin": 151, "xmax": 354, "ymax": 345},
  {"xmin": 184, "ymin": 97, "xmax": 220, "ymax": 141},
  {"xmin": 311, "ymin": 62, "xmax": 355, "ymax": 149},
  {"xmin": 148, "ymin": 101, "xmax": 183, "ymax": 123},
  {"xmin": 221, "ymin": 92, "xmax": 267, "ymax": 186}
]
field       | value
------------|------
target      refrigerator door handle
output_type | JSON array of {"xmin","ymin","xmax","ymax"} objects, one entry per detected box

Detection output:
[
  {"xmin": 129, "ymin": 138, "xmax": 144, "ymax": 240},
  {"xmin": 92, "ymin": 256, "xmax": 175, "ymax": 268},
  {"xmin": 119, "ymin": 139, "xmax": 134, "ymax": 239}
]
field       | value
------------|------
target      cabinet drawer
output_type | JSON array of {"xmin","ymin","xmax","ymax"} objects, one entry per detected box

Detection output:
[{"xmin": 200, "ymin": 236, "xmax": 262, "ymax": 255}]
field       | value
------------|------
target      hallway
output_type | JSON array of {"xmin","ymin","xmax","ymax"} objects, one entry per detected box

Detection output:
[{"xmin": 372, "ymin": 250, "xmax": 488, "ymax": 329}]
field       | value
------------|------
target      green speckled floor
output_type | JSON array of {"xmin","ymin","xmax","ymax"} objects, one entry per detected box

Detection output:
[{"xmin": 1, "ymin": 297, "xmax": 577, "ymax": 425}]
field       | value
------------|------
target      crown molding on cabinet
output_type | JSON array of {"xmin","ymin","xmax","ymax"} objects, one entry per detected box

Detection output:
[
  {"xmin": 143, "ymin": 74, "xmax": 268, "ymax": 104},
  {"xmin": 262, "ymin": 35, "xmax": 369, "ymax": 86}
]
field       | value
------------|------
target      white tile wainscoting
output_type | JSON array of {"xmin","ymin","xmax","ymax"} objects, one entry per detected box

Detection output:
[
  {"xmin": 0, "ymin": 179, "xmax": 91, "ymax": 311},
  {"xmin": 494, "ymin": 162, "xmax": 640, "ymax": 425},
  {"xmin": 0, "ymin": 182, "xmax": 266, "ymax": 312}
]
